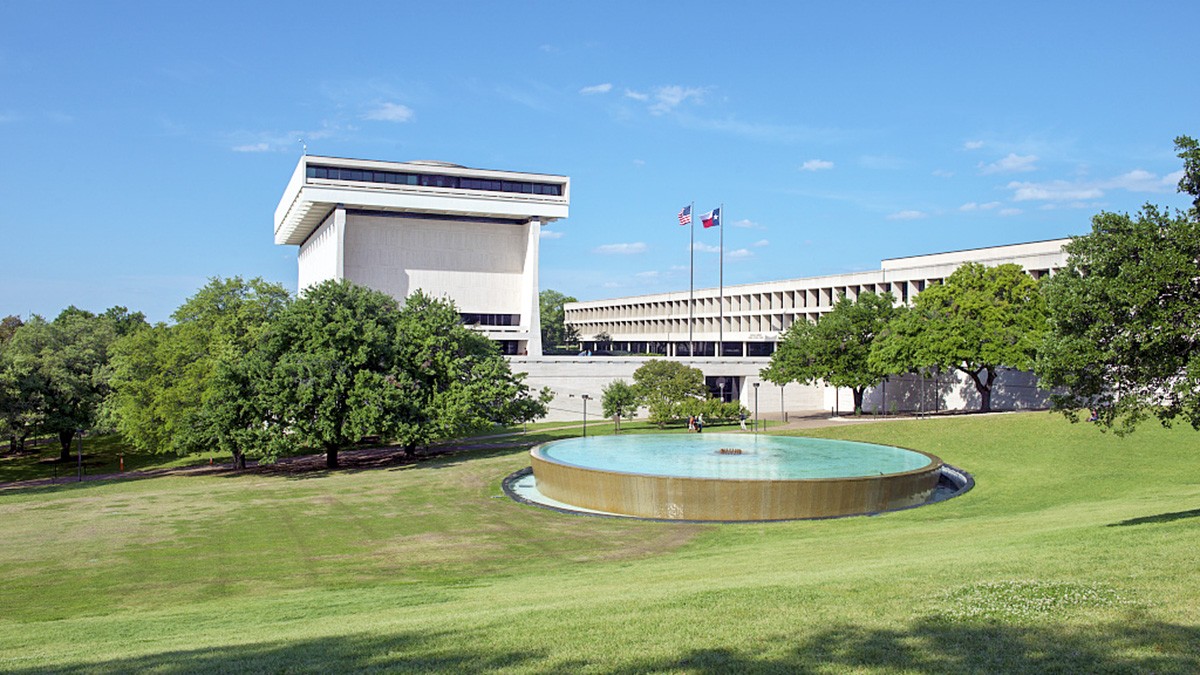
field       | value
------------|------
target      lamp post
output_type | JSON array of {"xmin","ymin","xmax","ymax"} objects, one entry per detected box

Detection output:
[
  {"xmin": 718, "ymin": 380, "xmax": 725, "ymax": 403},
  {"xmin": 753, "ymin": 382, "xmax": 760, "ymax": 434},
  {"xmin": 581, "ymin": 394, "xmax": 592, "ymax": 437}
]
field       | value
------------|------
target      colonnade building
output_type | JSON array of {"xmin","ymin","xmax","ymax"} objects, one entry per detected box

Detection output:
[
  {"xmin": 273, "ymin": 155, "xmax": 569, "ymax": 355},
  {"xmin": 565, "ymin": 238, "xmax": 1069, "ymax": 358}
]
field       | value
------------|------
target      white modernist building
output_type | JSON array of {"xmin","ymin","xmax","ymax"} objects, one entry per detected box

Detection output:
[
  {"xmin": 565, "ymin": 238, "xmax": 1069, "ymax": 358},
  {"xmin": 273, "ymin": 155, "xmax": 569, "ymax": 355},
  {"xmin": 272, "ymin": 156, "xmax": 1073, "ymax": 420}
]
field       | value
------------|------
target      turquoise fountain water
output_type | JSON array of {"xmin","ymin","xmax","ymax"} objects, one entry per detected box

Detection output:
[{"xmin": 537, "ymin": 433, "xmax": 933, "ymax": 480}]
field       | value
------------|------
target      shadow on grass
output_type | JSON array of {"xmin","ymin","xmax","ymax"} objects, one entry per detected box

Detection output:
[
  {"xmin": 1108, "ymin": 508, "xmax": 1200, "ymax": 527},
  {"xmin": 601, "ymin": 618, "xmax": 1199, "ymax": 674},
  {"xmin": 6, "ymin": 629, "xmax": 546, "ymax": 674},
  {"xmin": 13, "ymin": 618, "xmax": 1198, "ymax": 674}
]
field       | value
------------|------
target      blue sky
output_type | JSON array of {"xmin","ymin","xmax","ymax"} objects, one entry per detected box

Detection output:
[{"xmin": 2, "ymin": 1, "xmax": 1197, "ymax": 322}]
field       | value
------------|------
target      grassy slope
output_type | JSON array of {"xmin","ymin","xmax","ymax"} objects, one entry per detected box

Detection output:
[{"xmin": 0, "ymin": 412, "xmax": 1197, "ymax": 673}]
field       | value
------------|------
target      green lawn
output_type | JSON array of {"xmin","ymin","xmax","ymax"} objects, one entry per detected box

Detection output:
[{"xmin": 1, "ymin": 412, "xmax": 1197, "ymax": 673}]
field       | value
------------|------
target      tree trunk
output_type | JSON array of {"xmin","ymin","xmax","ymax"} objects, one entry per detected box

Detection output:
[
  {"xmin": 852, "ymin": 388, "xmax": 865, "ymax": 415},
  {"xmin": 326, "ymin": 447, "xmax": 339, "ymax": 469},
  {"xmin": 963, "ymin": 366, "xmax": 997, "ymax": 413},
  {"xmin": 58, "ymin": 430, "xmax": 75, "ymax": 462},
  {"xmin": 232, "ymin": 449, "xmax": 246, "ymax": 470},
  {"xmin": 403, "ymin": 443, "xmax": 416, "ymax": 458}
]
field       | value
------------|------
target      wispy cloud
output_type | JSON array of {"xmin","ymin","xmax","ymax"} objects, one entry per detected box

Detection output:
[
  {"xmin": 624, "ymin": 89, "xmax": 649, "ymax": 102},
  {"xmin": 932, "ymin": 169, "xmax": 955, "ymax": 178},
  {"xmin": 690, "ymin": 242, "xmax": 721, "ymax": 253},
  {"xmin": 999, "ymin": 208, "xmax": 1023, "ymax": 216},
  {"xmin": 727, "ymin": 248, "xmax": 754, "ymax": 259},
  {"xmin": 595, "ymin": 242, "xmax": 647, "ymax": 255},
  {"xmin": 635, "ymin": 270, "xmax": 660, "ymax": 279},
  {"xmin": 540, "ymin": 229, "xmax": 564, "ymax": 239},
  {"xmin": 1008, "ymin": 180, "xmax": 1104, "ymax": 202},
  {"xmin": 979, "ymin": 153, "xmax": 1038, "ymax": 174},
  {"xmin": 886, "ymin": 210, "xmax": 927, "ymax": 220},
  {"xmin": 964, "ymin": 140, "xmax": 985, "ymax": 150},
  {"xmin": 733, "ymin": 218, "xmax": 765, "ymax": 229},
  {"xmin": 752, "ymin": 239, "xmax": 770, "ymax": 247},
  {"xmin": 364, "ymin": 102, "xmax": 414, "ymax": 122},
  {"xmin": 958, "ymin": 201, "xmax": 1001, "ymax": 212},
  {"xmin": 232, "ymin": 142, "xmax": 271, "ymax": 153},
  {"xmin": 800, "ymin": 159, "xmax": 834, "ymax": 172},
  {"xmin": 648, "ymin": 85, "xmax": 706, "ymax": 115},
  {"xmin": 579, "ymin": 83, "xmax": 612, "ymax": 95}
]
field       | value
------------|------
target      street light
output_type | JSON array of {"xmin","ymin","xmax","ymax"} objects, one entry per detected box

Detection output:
[
  {"xmin": 581, "ymin": 394, "xmax": 592, "ymax": 437},
  {"xmin": 753, "ymin": 382, "xmax": 760, "ymax": 434},
  {"xmin": 718, "ymin": 380, "xmax": 725, "ymax": 403}
]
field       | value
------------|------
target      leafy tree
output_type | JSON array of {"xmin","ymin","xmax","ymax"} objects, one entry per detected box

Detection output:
[
  {"xmin": 678, "ymin": 397, "xmax": 748, "ymax": 424},
  {"xmin": 0, "ymin": 316, "xmax": 22, "ymax": 345},
  {"xmin": 762, "ymin": 291, "xmax": 901, "ymax": 414},
  {"xmin": 1037, "ymin": 135, "xmax": 1200, "ymax": 433},
  {"xmin": 601, "ymin": 379, "xmax": 638, "ymax": 431},
  {"xmin": 251, "ymin": 280, "xmax": 403, "ymax": 469},
  {"xmin": 106, "ymin": 277, "xmax": 289, "ymax": 460},
  {"xmin": 390, "ymin": 290, "xmax": 551, "ymax": 455},
  {"xmin": 1, "ymin": 308, "xmax": 142, "ymax": 459},
  {"xmin": 0, "ymin": 318, "xmax": 45, "ymax": 454},
  {"xmin": 539, "ymin": 289, "xmax": 579, "ymax": 349},
  {"xmin": 871, "ymin": 263, "xmax": 1047, "ymax": 413},
  {"xmin": 253, "ymin": 283, "xmax": 551, "ymax": 468},
  {"xmin": 632, "ymin": 359, "xmax": 706, "ymax": 427}
]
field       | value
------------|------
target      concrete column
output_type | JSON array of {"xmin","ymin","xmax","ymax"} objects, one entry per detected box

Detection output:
[{"xmin": 522, "ymin": 218, "xmax": 543, "ymax": 356}]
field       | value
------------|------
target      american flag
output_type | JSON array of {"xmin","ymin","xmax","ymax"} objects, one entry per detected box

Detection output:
[{"xmin": 678, "ymin": 205, "xmax": 692, "ymax": 226}]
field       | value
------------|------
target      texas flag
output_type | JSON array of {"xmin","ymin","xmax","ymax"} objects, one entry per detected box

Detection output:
[{"xmin": 701, "ymin": 207, "xmax": 721, "ymax": 228}]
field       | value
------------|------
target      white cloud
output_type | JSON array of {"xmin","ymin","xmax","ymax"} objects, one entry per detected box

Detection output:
[
  {"xmin": 364, "ymin": 102, "xmax": 415, "ymax": 122},
  {"xmin": 886, "ymin": 210, "xmax": 927, "ymax": 220},
  {"xmin": 752, "ymin": 239, "xmax": 770, "ymax": 247},
  {"xmin": 959, "ymin": 201, "xmax": 1001, "ymax": 212},
  {"xmin": 733, "ymin": 218, "xmax": 764, "ymax": 229},
  {"xmin": 579, "ymin": 83, "xmax": 613, "ymax": 95},
  {"xmin": 594, "ymin": 242, "xmax": 647, "ymax": 255},
  {"xmin": 800, "ymin": 159, "xmax": 833, "ymax": 172},
  {"xmin": 632, "ymin": 159, "xmax": 645, "ymax": 167},
  {"xmin": 932, "ymin": 169, "xmax": 955, "ymax": 178},
  {"xmin": 726, "ymin": 248, "xmax": 754, "ymax": 259},
  {"xmin": 1105, "ymin": 168, "xmax": 1181, "ymax": 192},
  {"xmin": 1008, "ymin": 180, "xmax": 1104, "ymax": 202},
  {"xmin": 232, "ymin": 142, "xmax": 271, "ymax": 152},
  {"xmin": 634, "ymin": 270, "xmax": 660, "ymax": 279},
  {"xmin": 979, "ymin": 153, "xmax": 1038, "ymax": 174},
  {"xmin": 964, "ymin": 140, "xmax": 985, "ymax": 150},
  {"xmin": 999, "ymin": 208, "xmax": 1023, "ymax": 216},
  {"xmin": 648, "ymin": 85, "xmax": 706, "ymax": 115},
  {"xmin": 624, "ymin": 89, "xmax": 649, "ymax": 101},
  {"xmin": 690, "ymin": 242, "xmax": 721, "ymax": 253},
  {"xmin": 539, "ymin": 229, "xmax": 564, "ymax": 239}
]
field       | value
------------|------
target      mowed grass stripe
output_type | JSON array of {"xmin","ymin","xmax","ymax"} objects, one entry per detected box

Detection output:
[{"xmin": 0, "ymin": 412, "xmax": 1198, "ymax": 672}]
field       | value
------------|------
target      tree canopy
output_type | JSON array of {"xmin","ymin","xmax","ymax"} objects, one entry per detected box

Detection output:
[
  {"xmin": 601, "ymin": 379, "xmax": 638, "ymax": 431},
  {"xmin": 870, "ymin": 262, "xmax": 1047, "ymax": 412},
  {"xmin": 539, "ymin": 289, "xmax": 579, "ymax": 351},
  {"xmin": 106, "ymin": 277, "xmax": 288, "ymax": 460},
  {"xmin": 632, "ymin": 359, "xmax": 707, "ymax": 427},
  {"xmin": 1036, "ymin": 135, "xmax": 1200, "ymax": 432},
  {"xmin": 762, "ymin": 291, "xmax": 901, "ymax": 414}
]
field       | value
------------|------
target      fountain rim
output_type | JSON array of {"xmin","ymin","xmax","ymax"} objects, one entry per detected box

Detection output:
[{"xmin": 530, "ymin": 433, "xmax": 944, "ymax": 484}]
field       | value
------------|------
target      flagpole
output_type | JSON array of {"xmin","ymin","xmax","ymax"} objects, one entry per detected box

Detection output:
[
  {"xmin": 719, "ymin": 202, "xmax": 724, "ymax": 358},
  {"xmin": 688, "ymin": 201, "xmax": 695, "ymax": 358}
]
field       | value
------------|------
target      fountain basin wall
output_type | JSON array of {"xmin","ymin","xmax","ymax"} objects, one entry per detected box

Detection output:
[{"xmin": 530, "ymin": 434, "xmax": 943, "ymax": 521}]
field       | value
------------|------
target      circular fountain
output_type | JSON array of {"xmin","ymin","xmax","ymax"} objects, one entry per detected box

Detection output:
[{"xmin": 524, "ymin": 433, "xmax": 945, "ymax": 521}]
